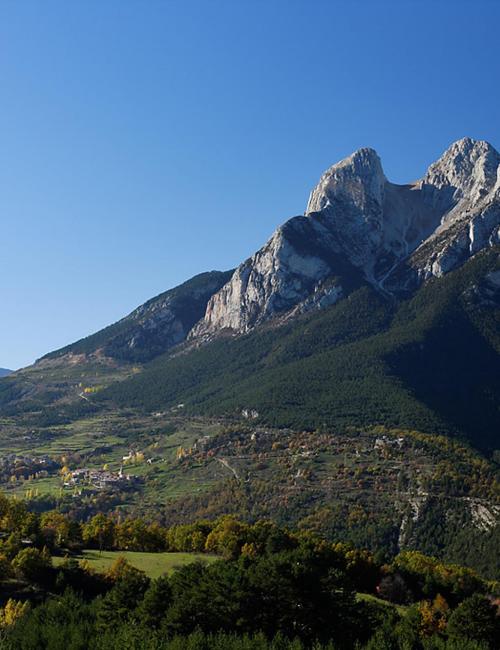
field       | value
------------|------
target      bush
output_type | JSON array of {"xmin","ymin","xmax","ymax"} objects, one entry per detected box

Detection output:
[{"xmin": 11, "ymin": 547, "xmax": 52, "ymax": 583}]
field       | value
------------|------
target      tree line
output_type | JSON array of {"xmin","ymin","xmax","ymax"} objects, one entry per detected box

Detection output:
[{"xmin": 0, "ymin": 491, "xmax": 499, "ymax": 649}]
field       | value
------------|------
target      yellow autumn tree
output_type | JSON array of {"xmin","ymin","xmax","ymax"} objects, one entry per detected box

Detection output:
[
  {"xmin": 60, "ymin": 465, "xmax": 71, "ymax": 482},
  {"xmin": 0, "ymin": 599, "xmax": 30, "ymax": 629},
  {"xmin": 418, "ymin": 594, "xmax": 449, "ymax": 636}
]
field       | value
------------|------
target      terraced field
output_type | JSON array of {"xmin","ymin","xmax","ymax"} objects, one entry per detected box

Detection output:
[{"xmin": 1, "ymin": 410, "xmax": 498, "ymax": 577}]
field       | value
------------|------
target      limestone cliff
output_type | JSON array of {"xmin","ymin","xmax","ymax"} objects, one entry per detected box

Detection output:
[{"xmin": 193, "ymin": 138, "xmax": 500, "ymax": 336}]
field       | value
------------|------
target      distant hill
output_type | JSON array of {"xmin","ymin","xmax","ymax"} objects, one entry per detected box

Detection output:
[{"xmin": 0, "ymin": 368, "xmax": 12, "ymax": 377}]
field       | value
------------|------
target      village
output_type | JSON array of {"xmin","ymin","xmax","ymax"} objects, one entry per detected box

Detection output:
[
  {"xmin": 63, "ymin": 466, "xmax": 141, "ymax": 491},
  {"xmin": 0, "ymin": 448, "xmax": 144, "ymax": 495}
]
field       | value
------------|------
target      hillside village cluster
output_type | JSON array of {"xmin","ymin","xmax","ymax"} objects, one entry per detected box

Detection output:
[
  {"xmin": 63, "ymin": 466, "xmax": 140, "ymax": 491},
  {"xmin": 0, "ymin": 450, "xmax": 143, "ymax": 493},
  {"xmin": 0, "ymin": 429, "xmax": 409, "ymax": 493}
]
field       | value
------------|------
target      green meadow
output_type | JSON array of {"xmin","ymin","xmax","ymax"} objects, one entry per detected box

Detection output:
[{"xmin": 54, "ymin": 550, "xmax": 218, "ymax": 579}]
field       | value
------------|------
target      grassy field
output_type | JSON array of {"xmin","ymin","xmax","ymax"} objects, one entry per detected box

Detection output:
[
  {"xmin": 54, "ymin": 550, "xmax": 218, "ymax": 578},
  {"xmin": 356, "ymin": 592, "xmax": 408, "ymax": 616}
]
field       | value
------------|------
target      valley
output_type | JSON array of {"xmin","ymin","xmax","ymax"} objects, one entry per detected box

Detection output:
[{"xmin": 0, "ymin": 405, "xmax": 498, "ymax": 577}]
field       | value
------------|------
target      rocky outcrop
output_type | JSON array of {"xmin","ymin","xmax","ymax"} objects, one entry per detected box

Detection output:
[
  {"xmin": 193, "ymin": 138, "xmax": 500, "ymax": 336},
  {"xmin": 192, "ymin": 218, "xmax": 353, "ymax": 336},
  {"xmin": 386, "ymin": 138, "xmax": 500, "ymax": 292}
]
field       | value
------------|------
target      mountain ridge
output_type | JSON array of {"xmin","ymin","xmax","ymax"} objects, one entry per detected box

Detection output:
[
  {"xmin": 42, "ymin": 269, "xmax": 234, "ymax": 364},
  {"xmin": 19, "ymin": 137, "xmax": 500, "ymax": 367}
]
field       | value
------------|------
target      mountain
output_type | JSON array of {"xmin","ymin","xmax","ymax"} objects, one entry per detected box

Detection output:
[
  {"xmin": 92, "ymin": 138, "xmax": 500, "ymax": 452},
  {"xmin": 0, "ymin": 368, "xmax": 11, "ymax": 377},
  {"xmin": 2, "ymin": 138, "xmax": 500, "ymax": 441},
  {"xmin": 193, "ymin": 138, "xmax": 500, "ymax": 337},
  {"xmin": 0, "ymin": 138, "xmax": 498, "ymax": 578}
]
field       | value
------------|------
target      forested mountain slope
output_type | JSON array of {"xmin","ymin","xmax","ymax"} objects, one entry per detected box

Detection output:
[{"xmin": 101, "ymin": 247, "xmax": 500, "ymax": 453}]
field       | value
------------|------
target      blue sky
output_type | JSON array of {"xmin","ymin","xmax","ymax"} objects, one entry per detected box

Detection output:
[{"xmin": 1, "ymin": 0, "xmax": 499, "ymax": 369}]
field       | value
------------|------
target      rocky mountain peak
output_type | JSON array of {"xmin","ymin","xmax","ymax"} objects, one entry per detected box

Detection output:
[
  {"xmin": 306, "ymin": 147, "xmax": 386, "ymax": 215},
  {"xmin": 424, "ymin": 137, "xmax": 500, "ymax": 204},
  {"xmin": 191, "ymin": 139, "xmax": 500, "ymax": 337}
]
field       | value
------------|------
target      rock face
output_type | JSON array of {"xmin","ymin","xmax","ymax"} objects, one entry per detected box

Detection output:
[
  {"xmin": 391, "ymin": 138, "xmax": 500, "ymax": 289},
  {"xmin": 192, "ymin": 217, "xmax": 359, "ymax": 335},
  {"xmin": 193, "ymin": 138, "xmax": 500, "ymax": 336}
]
